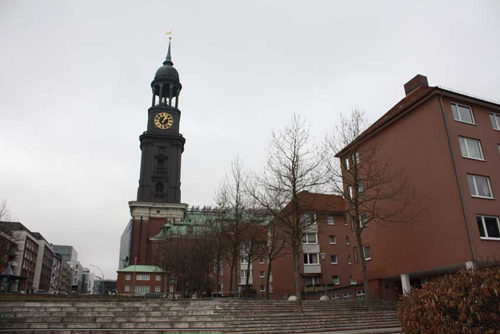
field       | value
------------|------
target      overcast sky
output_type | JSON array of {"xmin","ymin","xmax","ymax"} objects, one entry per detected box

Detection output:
[{"xmin": 1, "ymin": 1, "xmax": 499, "ymax": 279}]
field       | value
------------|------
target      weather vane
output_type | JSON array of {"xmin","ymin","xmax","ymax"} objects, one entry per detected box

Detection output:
[{"xmin": 165, "ymin": 29, "xmax": 172, "ymax": 42}]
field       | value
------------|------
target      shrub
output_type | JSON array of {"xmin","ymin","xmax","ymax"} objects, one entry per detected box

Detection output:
[{"xmin": 397, "ymin": 266, "xmax": 500, "ymax": 334}]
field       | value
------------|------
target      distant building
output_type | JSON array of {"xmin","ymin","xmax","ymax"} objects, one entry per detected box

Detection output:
[
  {"xmin": 51, "ymin": 253, "xmax": 71, "ymax": 293},
  {"xmin": 117, "ymin": 265, "xmax": 165, "ymax": 295},
  {"xmin": 68, "ymin": 260, "xmax": 83, "ymax": 292},
  {"xmin": 0, "ymin": 224, "xmax": 23, "ymax": 292},
  {"xmin": 31, "ymin": 232, "xmax": 54, "ymax": 292},
  {"xmin": 1, "ymin": 222, "xmax": 42, "ymax": 292},
  {"xmin": 51, "ymin": 245, "xmax": 78, "ymax": 263},
  {"xmin": 118, "ymin": 221, "xmax": 132, "ymax": 270}
]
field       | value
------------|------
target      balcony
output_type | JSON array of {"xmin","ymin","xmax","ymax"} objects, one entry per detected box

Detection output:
[{"xmin": 303, "ymin": 264, "xmax": 321, "ymax": 274}]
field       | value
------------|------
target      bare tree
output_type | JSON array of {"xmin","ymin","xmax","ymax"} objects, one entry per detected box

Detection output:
[
  {"xmin": 326, "ymin": 109, "xmax": 414, "ymax": 311},
  {"xmin": 248, "ymin": 114, "xmax": 326, "ymax": 309},
  {"xmin": 215, "ymin": 157, "xmax": 254, "ymax": 296},
  {"xmin": 0, "ymin": 200, "xmax": 13, "ymax": 222},
  {"xmin": 258, "ymin": 221, "xmax": 288, "ymax": 299}
]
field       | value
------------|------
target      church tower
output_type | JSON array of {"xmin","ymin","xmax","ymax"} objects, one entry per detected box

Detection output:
[
  {"xmin": 127, "ymin": 41, "xmax": 188, "ymax": 266},
  {"xmin": 137, "ymin": 40, "xmax": 185, "ymax": 202}
]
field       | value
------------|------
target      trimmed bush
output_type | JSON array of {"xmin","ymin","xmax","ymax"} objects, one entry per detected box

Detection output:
[{"xmin": 397, "ymin": 266, "xmax": 500, "ymax": 334}]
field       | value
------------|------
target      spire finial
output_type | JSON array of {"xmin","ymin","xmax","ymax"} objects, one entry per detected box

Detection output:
[{"xmin": 163, "ymin": 30, "xmax": 173, "ymax": 66}]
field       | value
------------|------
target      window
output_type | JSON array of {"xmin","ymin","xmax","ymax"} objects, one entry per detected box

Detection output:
[
  {"xmin": 353, "ymin": 247, "xmax": 358, "ymax": 263},
  {"xmin": 155, "ymin": 286, "xmax": 161, "ymax": 292},
  {"xmin": 346, "ymin": 235, "xmax": 349, "ymax": 245},
  {"xmin": 451, "ymin": 103, "xmax": 475, "ymax": 124},
  {"xmin": 477, "ymin": 215, "xmax": 500, "ymax": 239},
  {"xmin": 363, "ymin": 245, "xmax": 372, "ymax": 260},
  {"xmin": 169, "ymin": 285, "xmax": 174, "ymax": 293},
  {"xmin": 344, "ymin": 158, "xmax": 350, "ymax": 170},
  {"xmin": 135, "ymin": 285, "xmax": 150, "ymax": 293},
  {"xmin": 331, "ymin": 293, "xmax": 339, "ymax": 300},
  {"xmin": 259, "ymin": 271, "xmax": 265, "ymax": 278},
  {"xmin": 467, "ymin": 175, "xmax": 494, "ymax": 198},
  {"xmin": 490, "ymin": 112, "xmax": 500, "ymax": 130},
  {"xmin": 241, "ymin": 255, "xmax": 249, "ymax": 264},
  {"xmin": 241, "ymin": 270, "xmax": 252, "ymax": 278},
  {"xmin": 327, "ymin": 216, "xmax": 335, "ymax": 225},
  {"xmin": 259, "ymin": 285, "xmax": 265, "ymax": 292},
  {"xmin": 350, "ymin": 216, "xmax": 355, "ymax": 232},
  {"xmin": 348, "ymin": 254, "xmax": 351, "ymax": 264},
  {"xmin": 301, "ymin": 213, "xmax": 317, "ymax": 225},
  {"xmin": 329, "ymin": 235, "xmax": 336, "ymax": 244},
  {"xmin": 359, "ymin": 213, "xmax": 367, "ymax": 228},
  {"xmin": 459, "ymin": 137, "xmax": 484, "ymax": 160},
  {"xmin": 332, "ymin": 275, "xmax": 340, "ymax": 285},
  {"xmin": 303, "ymin": 253, "xmax": 319, "ymax": 265},
  {"xmin": 125, "ymin": 274, "xmax": 131, "ymax": 280},
  {"xmin": 348, "ymin": 186, "xmax": 353, "ymax": 198},
  {"xmin": 343, "ymin": 292, "xmax": 352, "ymax": 300},
  {"xmin": 354, "ymin": 152, "xmax": 360, "ymax": 165},
  {"xmin": 350, "ymin": 275, "xmax": 357, "ymax": 284},
  {"xmin": 125, "ymin": 285, "xmax": 130, "ymax": 292},
  {"xmin": 330, "ymin": 255, "xmax": 338, "ymax": 264},
  {"xmin": 356, "ymin": 290, "xmax": 366, "ymax": 300},
  {"xmin": 259, "ymin": 256, "xmax": 265, "ymax": 264},
  {"xmin": 137, "ymin": 274, "xmax": 150, "ymax": 281},
  {"xmin": 358, "ymin": 182, "xmax": 363, "ymax": 194},
  {"xmin": 156, "ymin": 275, "xmax": 161, "ymax": 281},
  {"xmin": 305, "ymin": 276, "xmax": 319, "ymax": 285},
  {"xmin": 302, "ymin": 233, "xmax": 317, "ymax": 244}
]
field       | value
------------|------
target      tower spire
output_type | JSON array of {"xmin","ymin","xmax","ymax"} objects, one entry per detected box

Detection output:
[{"xmin": 163, "ymin": 34, "xmax": 173, "ymax": 66}]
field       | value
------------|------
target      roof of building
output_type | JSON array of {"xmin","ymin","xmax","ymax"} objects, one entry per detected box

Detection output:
[
  {"xmin": 335, "ymin": 81, "xmax": 500, "ymax": 158},
  {"xmin": 297, "ymin": 191, "xmax": 345, "ymax": 213},
  {"xmin": 117, "ymin": 265, "xmax": 164, "ymax": 273}
]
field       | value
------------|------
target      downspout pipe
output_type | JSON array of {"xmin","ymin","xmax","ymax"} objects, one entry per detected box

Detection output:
[{"xmin": 438, "ymin": 93, "xmax": 476, "ymax": 263}]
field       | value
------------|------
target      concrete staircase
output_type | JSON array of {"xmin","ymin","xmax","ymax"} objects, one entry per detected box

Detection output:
[{"xmin": 0, "ymin": 299, "xmax": 401, "ymax": 333}]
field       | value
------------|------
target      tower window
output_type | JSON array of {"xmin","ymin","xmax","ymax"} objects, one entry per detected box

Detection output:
[{"xmin": 155, "ymin": 182, "xmax": 164, "ymax": 194}]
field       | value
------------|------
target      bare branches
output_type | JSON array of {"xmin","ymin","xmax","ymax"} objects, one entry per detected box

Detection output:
[
  {"xmin": 325, "ymin": 108, "xmax": 415, "ymax": 311},
  {"xmin": 0, "ymin": 200, "xmax": 13, "ymax": 222},
  {"xmin": 247, "ymin": 114, "xmax": 327, "ymax": 308}
]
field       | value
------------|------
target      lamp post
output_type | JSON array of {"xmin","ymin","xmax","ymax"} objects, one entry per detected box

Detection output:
[
  {"xmin": 320, "ymin": 253, "xmax": 328, "ymax": 297},
  {"xmin": 89, "ymin": 264, "xmax": 104, "ymax": 295}
]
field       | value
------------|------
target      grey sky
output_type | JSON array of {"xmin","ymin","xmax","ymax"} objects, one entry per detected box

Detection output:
[{"xmin": 1, "ymin": 0, "xmax": 499, "ymax": 279}]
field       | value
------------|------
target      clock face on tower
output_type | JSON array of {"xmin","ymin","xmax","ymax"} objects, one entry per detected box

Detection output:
[{"xmin": 154, "ymin": 112, "xmax": 173, "ymax": 129}]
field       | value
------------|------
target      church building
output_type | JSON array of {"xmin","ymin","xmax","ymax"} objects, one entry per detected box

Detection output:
[{"xmin": 119, "ymin": 41, "xmax": 190, "ymax": 270}]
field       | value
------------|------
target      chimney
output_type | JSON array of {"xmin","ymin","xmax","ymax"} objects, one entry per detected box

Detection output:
[{"xmin": 404, "ymin": 74, "xmax": 429, "ymax": 96}]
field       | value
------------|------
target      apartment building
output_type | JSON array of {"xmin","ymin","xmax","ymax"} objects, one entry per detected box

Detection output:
[
  {"xmin": 31, "ymin": 232, "xmax": 55, "ymax": 292},
  {"xmin": 220, "ymin": 192, "xmax": 364, "ymax": 300},
  {"xmin": 336, "ymin": 74, "xmax": 500, "ymax": 299}
]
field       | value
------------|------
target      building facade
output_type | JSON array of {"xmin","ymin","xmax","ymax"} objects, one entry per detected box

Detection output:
[
  {"xmin": 52, "ymin": 245, "xmax": 78, "ymax": 263},
  {"xmin": 51, "ymin": 253, "xmax": 72, "ymax": 293},
  {"xmin": 0, "ymin": 224, "xmax": 21, "ymax": 292},
  {"xmin": 117, "ymin": 265, "xmax": 166, "ymax": 295},
  {"xmin": 336, "ymin": 74, "xmax": 500, "ymax": 299},
  {"xmin": 31, "ymin": 233, "xmax": 54, "ymax": 292}
]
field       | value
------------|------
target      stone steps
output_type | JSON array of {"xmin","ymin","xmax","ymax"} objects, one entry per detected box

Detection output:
[{"xmin": 0, "ymin": 299, "xmax": 401, "ymax": 333}]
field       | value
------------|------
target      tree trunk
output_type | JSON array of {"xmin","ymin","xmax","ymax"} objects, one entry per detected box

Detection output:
[
  {"xmin": 245, "ymin": 256, "xmax": 251, "ymax": 297},
  {"xmin": 265, "ymin": 261, "xmax": 272, "ymax": 300},
  {"xmin": 293, "ymin": 244, "xmax": 303, "ymax": 311},
  {"xmin": 356, "ymin": 231, "xmax": 373, "ymax": 311}
]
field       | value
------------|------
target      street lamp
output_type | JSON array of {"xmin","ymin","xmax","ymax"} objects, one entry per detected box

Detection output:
[
  {"xmin": 320, "ymin": 253, "xmax": 329, "ymax": 298},
  {"xmin": 89, "ymin": 264, "xmax": 104, "ymax": 295}
]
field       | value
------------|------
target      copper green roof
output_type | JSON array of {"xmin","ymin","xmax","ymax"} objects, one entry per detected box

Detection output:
[{"xmin": 118, "ymin": 265, "xmax": 164, "ymax": 273}]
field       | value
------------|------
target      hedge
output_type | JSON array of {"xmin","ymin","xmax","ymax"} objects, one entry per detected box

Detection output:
[{"xmin": 397, "ymin": 266, "xmax": 500, "ymax": 334}]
